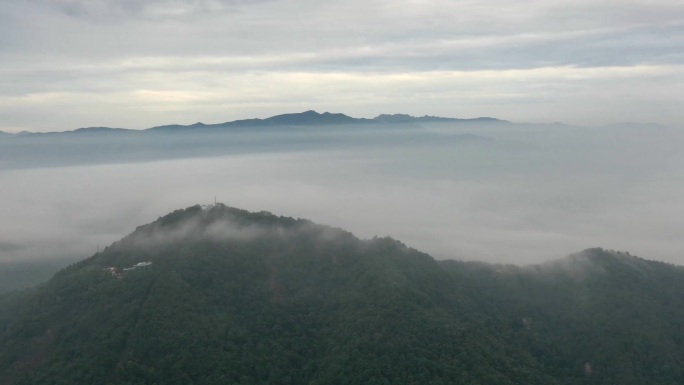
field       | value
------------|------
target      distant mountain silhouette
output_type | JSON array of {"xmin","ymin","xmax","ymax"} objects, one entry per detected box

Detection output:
[
  {"xmin": 1, "ymin": 110, "xmax": 509, "ymax": 135},
  {"xmin": 148, "ymin": 111, "xmax": 509, "ymax": 132},
  {"xmin": 255, "ymin": 110, "xmax": 370, "ymax": 126},
  {"xmin": 67, "ymin": 127, "xmax": 134, "ymax": 134},
  {"xmin": 0, "ymin": 111, "xmax": 498, "ymax": 170},
  {"xmin": 2, "ymin": 111, "xmax": 673, "ymax": 136},
  {"xmin": 148, "ymin": 110, "xmax": 374, "ymax": 132},
  {"xmin": 373, "ymin": 113, "xmax": 506, "ymax": 124}
]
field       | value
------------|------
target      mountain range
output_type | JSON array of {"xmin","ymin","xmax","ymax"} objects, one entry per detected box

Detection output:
[
  {"xmin": 2, "ymin": 110, "xmax": 508, "ymax": 136},
  {"xmin": 1, "ymin": 204, "xmax": 684, "ymax": 384},
  {"xmin": 0, "ymin": 110, "xmax": 504, "ymax": 170}
]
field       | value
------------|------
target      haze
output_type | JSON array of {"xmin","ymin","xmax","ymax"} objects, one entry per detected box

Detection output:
[
  {"xmin": 1, "ymin": 0, "xmax": 683, "ymax": 269},
  {"xmin": 1, "ymin": 121, "xmax": 683, "ymax": 266}
]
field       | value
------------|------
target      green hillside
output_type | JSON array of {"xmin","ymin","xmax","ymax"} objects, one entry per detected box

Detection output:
[{"xmin": 1, "ymin": 205, "xmax": 683, "ymax": 384}]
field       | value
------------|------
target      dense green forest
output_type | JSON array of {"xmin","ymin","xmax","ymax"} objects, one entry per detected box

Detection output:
[{"xmin": 1, "ymin": 204, "xmax": 684, "ymax": 384}]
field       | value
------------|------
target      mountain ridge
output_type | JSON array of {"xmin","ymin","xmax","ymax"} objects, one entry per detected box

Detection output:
[
  {"xmin": 1, "ymin": 111, "xmax": 670, "ymax": 136},
  {"xmin": 4, "ymin": 110, "xmax": 510, "ymax": 135}
]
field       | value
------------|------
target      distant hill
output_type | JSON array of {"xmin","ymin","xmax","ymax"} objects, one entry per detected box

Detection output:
[
  {"xmin": 7, "ymin": 127, "xmax": 136, "ymax": 137},
  {"xmin": 373, "ymin": 113, "xmax": 506, "ymax": 124},
  {"xmin": 0, "ymin": 112, "xmax": 496, "ymax": 170},
  {"xmin": 2, "ymin": 205, "xmax": 684, "ymax": 384},
  {"xmin": 2, "ymin": 111, "xmax": 671, "ymax": 136},
  {"xmin": 67, "ymin": 127, "xmax": 133, "ymax": 134},
  {"xmin": 149, "ymin": 111, "xmax": 508, "ymax": 132},
  {"xmin": 243, "ymin": 110, "xmax": 369, "ymax": 126},
  {"xmin": 148, "ymin": 110, "xmax": 376, "ymax": 132},
  {"xmin": 5, "ymin": 110, "xmax": 510, "ymax": 135}
]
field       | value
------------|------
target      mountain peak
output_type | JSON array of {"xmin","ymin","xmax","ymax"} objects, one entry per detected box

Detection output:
[
  {"xmin": 262, "ymin": 110, "xmax": 363, "ymax": 125},
  {"xmin": 536, "ymin": 247, "xmax": 677, "ymax": 282},
  {"xmin": 373, "ymin": 113, "xmax": 417, "ymax": 123}
]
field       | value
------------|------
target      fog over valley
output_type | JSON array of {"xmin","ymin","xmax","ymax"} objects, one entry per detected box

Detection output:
[
  {"xmin": 2, "ymin": 0, "xmax": 682, "ymax": 270},
  {"xmin": 2, "ymin": 118, "xmax": 683, "ymax": 268}
]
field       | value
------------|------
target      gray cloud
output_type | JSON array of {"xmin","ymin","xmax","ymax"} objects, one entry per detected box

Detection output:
[
  {"xmin": 123, "ymin": 216, "xmax": 270, "ymax": 248},
  {"xmin": 28, "ymin": 0, "xmax": 272, "ymax": 20}
]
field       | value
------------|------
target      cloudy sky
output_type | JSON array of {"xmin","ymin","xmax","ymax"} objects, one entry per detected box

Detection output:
[{"xmin": 1, "ymin": 0, "xmax": 683, "ymax": 132}]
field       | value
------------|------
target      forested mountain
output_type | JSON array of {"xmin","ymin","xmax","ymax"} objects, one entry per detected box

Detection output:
[{"xmin": 1, "ymin": 205, "xmax": 683, "ymax": 384}]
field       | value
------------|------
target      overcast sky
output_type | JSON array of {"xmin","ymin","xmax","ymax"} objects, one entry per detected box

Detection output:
[{"xmin": 1, "ymin": 0, "xmax": 682, "ymax": 132}]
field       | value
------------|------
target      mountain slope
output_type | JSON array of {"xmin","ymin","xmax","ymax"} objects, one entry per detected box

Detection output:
[
  {"xmin": 1, "ymin": 205, "xmax": 683, "ymax": 384},
  {"xmin": 441, "ymin": 250, "xmax": 684, "ymax": 384}
]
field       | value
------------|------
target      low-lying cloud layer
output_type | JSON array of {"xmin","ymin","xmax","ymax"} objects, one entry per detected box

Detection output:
[{"xmin": 1, "ymin": 122, "xmax": 683, "ymax": 266}]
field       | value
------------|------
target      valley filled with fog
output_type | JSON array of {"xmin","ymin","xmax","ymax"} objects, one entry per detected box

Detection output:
[{"xmin": 1, "ymin": 121, "xmax": 683, "ymax": 267}]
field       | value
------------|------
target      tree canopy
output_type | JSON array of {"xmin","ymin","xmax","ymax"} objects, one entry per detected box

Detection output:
[{"xmin": 2, "ymin": 205, "xmax": 684, "ymax": 384}]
